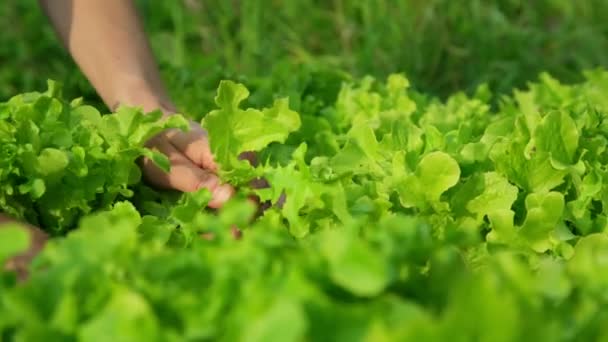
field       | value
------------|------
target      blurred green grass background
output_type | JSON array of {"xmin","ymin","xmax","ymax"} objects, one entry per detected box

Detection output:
[{"xmin": 2, "ymin": 0, "xmax": 608, "ymax": 112}]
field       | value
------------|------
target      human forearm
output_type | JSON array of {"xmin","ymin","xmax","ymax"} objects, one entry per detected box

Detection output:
[
  {"xmin": 38, "ymin": 0, "xmax": 175, "ymax": 112},
  {"xmin": 38, "ymin": 0, "xmax": 235, "ymax": 206}
]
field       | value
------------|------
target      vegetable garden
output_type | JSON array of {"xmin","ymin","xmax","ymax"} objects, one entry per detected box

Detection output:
[{"xmin": 2, "ymin": 1, "xmax": 608, "ymax": 341}]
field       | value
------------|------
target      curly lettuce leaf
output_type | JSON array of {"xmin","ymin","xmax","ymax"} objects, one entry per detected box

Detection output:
[{"xmin": 203, "ymin": 81, "xmax": 301, "ymax": 184}]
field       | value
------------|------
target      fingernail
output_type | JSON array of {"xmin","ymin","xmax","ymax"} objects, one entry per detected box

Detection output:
[
  {"xmin": 211, "ymin": 184, "xmax": 233, "ymax": 207},
  {"xmin": 196, "ymin": 173, "xmax": 219, "ymax": 191}
]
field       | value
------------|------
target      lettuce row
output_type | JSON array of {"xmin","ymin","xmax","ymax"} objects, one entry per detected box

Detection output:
[{"xmin": 1, "ymin": 70, "xmax": 608, "ymax": 340}]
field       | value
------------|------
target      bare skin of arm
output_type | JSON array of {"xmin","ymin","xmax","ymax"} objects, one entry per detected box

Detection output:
[{"xmin": 38, "ymin": 0, "xmax": 234, "ymax": 208}]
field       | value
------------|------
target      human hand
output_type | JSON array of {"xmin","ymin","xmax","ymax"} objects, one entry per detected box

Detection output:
[
  {"xmin": 39, "ymin": 0, "xmax": 234, "ymax": 209},
  {"xmin": 141, "ymin": 118, "xmax": 235, "ymax": 209}
]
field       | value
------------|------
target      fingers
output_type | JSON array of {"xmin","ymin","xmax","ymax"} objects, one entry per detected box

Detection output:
[
  {"xmin": 142, "ymin": 137, "xmax": 234, "ymax": 208},
  {"xmin": 165, "ymin": 123, "xmax": 218, "ymax": 172},
  {"xmin": 166, "ymin": 122, "xmax": 257, "ymax": 173}
]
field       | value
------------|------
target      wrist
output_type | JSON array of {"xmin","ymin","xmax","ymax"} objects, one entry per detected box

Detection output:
[{"xmin": 108, "ymin": 76, "xmax": 177, "ymax": 115}]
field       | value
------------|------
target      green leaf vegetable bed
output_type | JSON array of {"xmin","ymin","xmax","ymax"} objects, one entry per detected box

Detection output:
[{"xmin": 1, "ymin": 69, "xmax": 608, "ymax": 341}]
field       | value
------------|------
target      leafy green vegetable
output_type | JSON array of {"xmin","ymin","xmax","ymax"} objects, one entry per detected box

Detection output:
[
  {"xmin": 3, "ymin": 70, "xmax": 608, "ymax": 341},
  {"xmin": 0, "ymin": 224, "xmax": 29, "ymax": 264},
  {"xmin": 203, "ymin": 80, "xmax": 301, "ymax": 184},
  {"xmin": 0, "ymin": 81, "xmax": 188, "ymax": 233}
]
